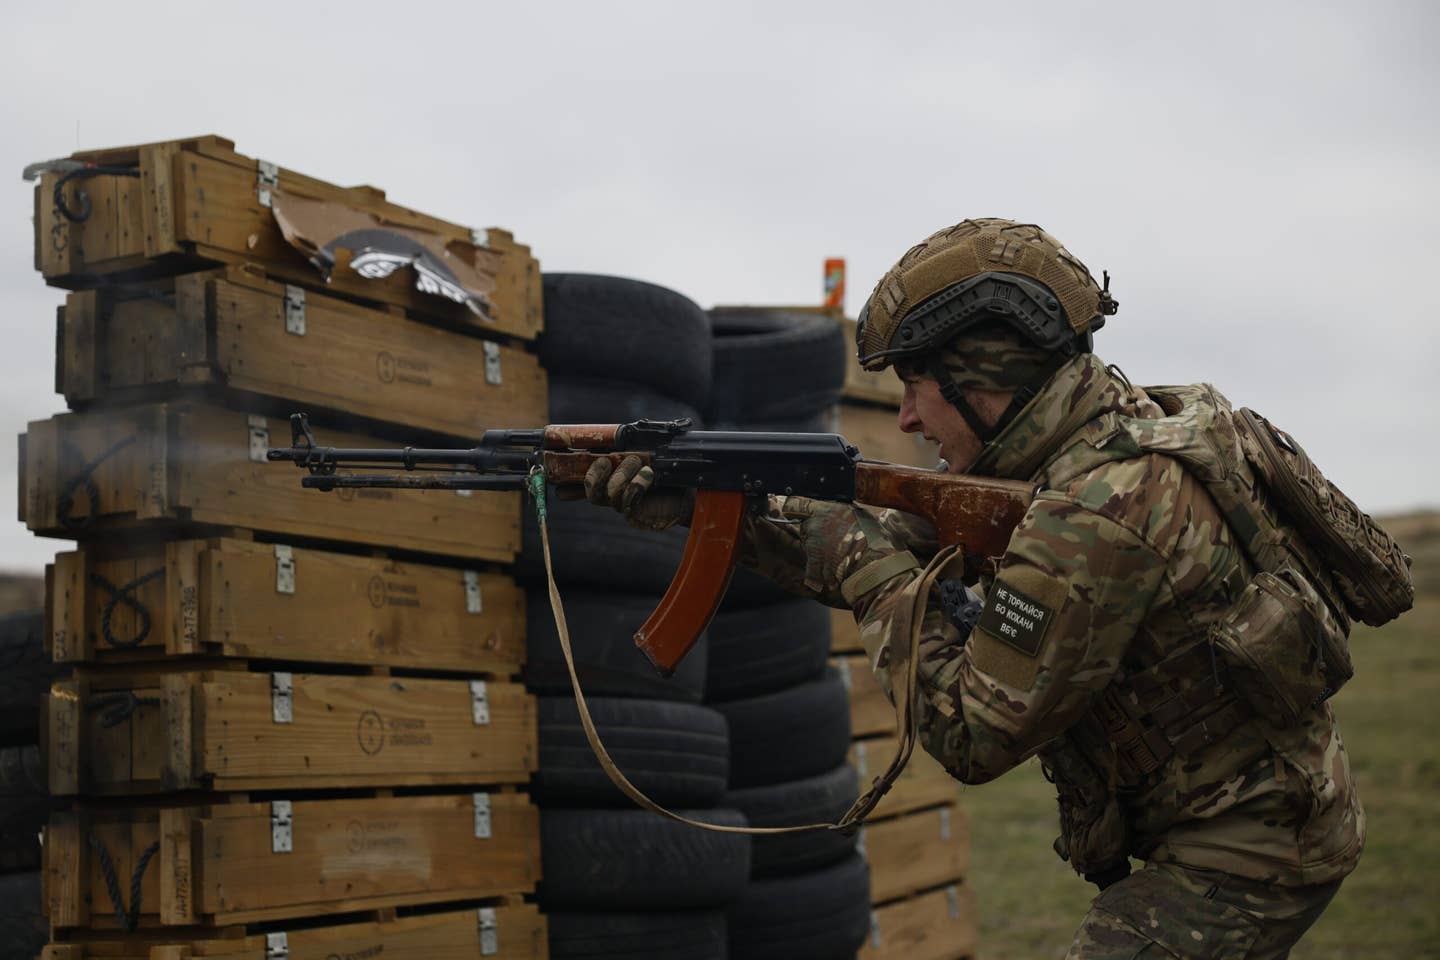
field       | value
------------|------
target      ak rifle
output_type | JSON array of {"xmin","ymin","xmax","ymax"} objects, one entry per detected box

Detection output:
[{"xmin": 268, "ymin": 413, "xmax": 1034, "ymax": 675}]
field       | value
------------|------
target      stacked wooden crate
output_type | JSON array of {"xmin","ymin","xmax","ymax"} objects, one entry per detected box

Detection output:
[
  {"xmin": 22, "ymin": 135, "xmax": 549, "ymax": 959},
  {"xmin": 828, "ymin": 317, "xmax": 978, "ymax": 960}
]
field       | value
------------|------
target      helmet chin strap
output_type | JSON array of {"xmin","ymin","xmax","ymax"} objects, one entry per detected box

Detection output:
[{"xmin": 927, "ymin": 348, "xmax": 1077, "ymax": 448}]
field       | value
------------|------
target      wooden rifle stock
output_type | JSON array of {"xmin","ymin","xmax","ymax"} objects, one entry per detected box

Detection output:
[{"xmin": 541, "ymin": 451, "xmax": 1035, "ymax": 675}]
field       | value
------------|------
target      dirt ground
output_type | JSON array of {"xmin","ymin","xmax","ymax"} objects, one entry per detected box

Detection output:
[{"xmin": 963, "ymin": 512, "xmax": 1440, "ymax": 959}]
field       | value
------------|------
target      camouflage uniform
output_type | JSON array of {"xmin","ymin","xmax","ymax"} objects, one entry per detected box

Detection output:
[{"xmin": 741, "ymin": 352, "xmax": 1362, "ymax": 959}]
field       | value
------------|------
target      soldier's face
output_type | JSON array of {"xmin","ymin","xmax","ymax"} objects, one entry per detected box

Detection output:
[{"xmin": 896, "ymin": 372, "xmax": 1012, "ymax": 472}]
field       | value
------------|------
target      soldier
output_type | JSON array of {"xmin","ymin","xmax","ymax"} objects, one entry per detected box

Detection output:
[{"xmin": 585, "ymin": 219, "xmax": 1365, "ymax": 959}]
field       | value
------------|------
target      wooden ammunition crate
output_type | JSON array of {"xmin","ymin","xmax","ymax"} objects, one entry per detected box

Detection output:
[
  {"xmin": 46, "ymin": 792, "xmax": 540, "ymax": 928},
  {"xmin": 58, "ymin": 266, "xmax": 547, "ymax": 437},
  {"xmin": 33, "ymin": 135, "xmax": 541, "ymax": 340},
  {"xmin": 859, "ymin": 884, "xmax": 977, "ymax": 960},
  {"xmin": 834, "ymin": 653, "xmax": 895, "ymax": 738},
  {"xmin": 849, "ymin": 736, "xmax": 960, "ymax": 820},
  {"xmin": 19, "ymin": 402, "xmax": 519, "ymax": 561},
  {"xmin": 863, "ymin": 804, "xmax": 970, "ymax": 904},
  {"xmin": 47, "ymin": 537, "xmax": 524, "ymax": 672},
  {"xmin": 831, "ymin": 401, "xmax": 940, "ymax": 469},
  {"xmin": 47, "ymin": 670, "xmax": 535, "ymax": 794},
  {"xmin": 40, "ymin": 903, "xmax": 546, "ymax": 959}
]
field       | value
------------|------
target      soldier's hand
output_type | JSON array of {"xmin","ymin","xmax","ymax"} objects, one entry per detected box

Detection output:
[{"xmin": 582, "ymin": 455, "xmax": 693, "ymax": 531}]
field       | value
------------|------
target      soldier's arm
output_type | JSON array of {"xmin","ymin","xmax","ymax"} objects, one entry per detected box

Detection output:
[{"xmin": 855, "ymin": 493, "xmax": 1169, "ymax": 784}]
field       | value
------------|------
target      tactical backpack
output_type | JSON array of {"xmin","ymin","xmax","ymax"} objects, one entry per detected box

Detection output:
[{"xmin": 1046, "ymin": 382, "xmax": 1413, "ymax": 726}]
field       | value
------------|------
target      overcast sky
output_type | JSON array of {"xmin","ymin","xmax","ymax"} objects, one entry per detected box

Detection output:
[{"xmin": 1, "ymin": 0, "xmax": 1436, "ymax": 573}]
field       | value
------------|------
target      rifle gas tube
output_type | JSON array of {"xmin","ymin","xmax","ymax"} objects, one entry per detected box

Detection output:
[{"xmin": 269, "ymin": 414, "xmax": 1035, "ymax": 673}]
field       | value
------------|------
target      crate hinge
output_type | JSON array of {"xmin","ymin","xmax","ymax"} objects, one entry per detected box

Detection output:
[
  {"xmin": 464, "ymin": 570, "xmax": 483, "ymax": 614},
  {"xmin": 854, "ymin": 824, "xmax": 866, "ymax": 857},
  {"xmin": 470, "ymin": 227, "xmax": 489, "ymax": 247},
  {"xmin": 473, "ymin": 793, "xmax": 492, "ymax": 839},
  {"xmin": 274, "ymin": 545, "xmax": 296, "ymax": 594},
  {"xmin": 946, "ymin": 884, "xmax": 961, "ymax": 919},
  {"xmin": 265, "ymin": 932, "xmax": 288, "ymax": 960},
  {"xmin": 284, "ymin": 285, "xmax": 306, "ymax": 336},
  {"xmin": 248, "ymin": 415, "xmax": 269, "ymax": 463},
  {"xmin": 271, "ymin": 800, "xmax": 293, "ymax": 853},
  {"xmin": 257, "ymin": 159, "xmax": 279, "ymax": 208},
  {"xmin": 869, "ymin": 910, "xmax": 883, "ymax": 948},
  {"xmin": 477, "ymin": 906, "xmax": 499, "ymax": 955},
  {"xmin": 837, "ymin": 659, "xmax": 853, "ymax": 692},
  {"xmin": 272, "ymin": 672, "xmax": 293, "ymax": 723},
  {"xmin": 483, "ymin": 342, "xmax": 502, "ymax": 386},
  {"xmin": 470, "ymin": 680, "xmax": 490, "ymax": 726},
  {"xmin": 939, "ymin": 807, "xmax": 952, "ymax": 841}
]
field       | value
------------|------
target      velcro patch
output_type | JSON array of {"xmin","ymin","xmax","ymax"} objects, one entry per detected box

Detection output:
[{"xmin": 976, "ymin": 580, "xmax": 1055, "ymax": 657}]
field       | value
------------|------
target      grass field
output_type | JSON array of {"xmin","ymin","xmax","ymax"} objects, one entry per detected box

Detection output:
[{"xmin": 962, "ymin": 572, "xmax": 1440, "ymax": 958}]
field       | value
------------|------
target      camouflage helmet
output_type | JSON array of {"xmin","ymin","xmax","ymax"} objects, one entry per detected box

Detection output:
[{"xmin": 856, "ymin": 218, "xmax": 1118, "ymax": 372}]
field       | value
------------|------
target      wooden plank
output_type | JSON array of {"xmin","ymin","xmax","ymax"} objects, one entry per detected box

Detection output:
[
  {"xmin": 198, "ymin": 793, "xmax": 539, "ymax": 925},
  {"xmin": 47, "ymin": 679, "xmax": 82, "ymax": 795},
  {"xmin": 835, "ymin": 653, "xmax": 895, "ymax": 737},
  {"xmin": 23, "ymin": 403, "xmax": 520, "ymax": 561},
  {"xmin": 44, "ymin": 538, "xmax": 526, "ymax": 672},
  {"xmin": 34, "ymin": 904, "xmax": 546, "ymax": 959},
  {"xmin": 44, "ymin": 811, "xmax": 84, "ymax": 927},
  {"xmin": 159, "ymin": 808, "xmax": 198, "ymax": 925},
  {"xmin": 176, "ymin": 406, "xmax": 519, "ymax": 561},
  {"xmin": 484, "ymin": 228, "xmax": 544, "ymax": 341},
  {"xmin": 209, "ymin": 271, "xmax": 547, "ymax": 437},
  {"xmin": 196, "ymin": 673, "xmax": 535, "ymax": 790},
  {"xmin": 140, "ymin": 143, "xmax": 182, "ymax": 259},
  {"xmin": 837, "ymin": 400, "xmax": 940, "ymax": 469},
  {"xmin": 859, "ymin": 884, "xmax": 977, "ymax": 960},
  {"xmin": 849, "ymin": 735, "xmax": 960, "ymax": 820},
  {"xmin": 50, "ymin": 671, "xmax": 535, "ymax": 793},
  {"xmin": 831, "ymin": 606, "xmax": 863, "ymax": 654},
  {"xmin": 864, "ymin": 804, "xmax": 970, "ymax": 903},
  {"xmin": 59, "ymin": 291, "xmax": 100, "ymax": 407}
]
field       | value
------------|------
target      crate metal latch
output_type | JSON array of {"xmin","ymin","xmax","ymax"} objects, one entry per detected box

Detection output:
[
  {"xmin": 274, "ymin": 545, "xmax": 296, "ymax": 595},
  {"xmin": 478, "ymin": 906, "xmax": 499, "ymax": 955},
  {"xmin": 471, "ymin": 680, "xmax": 490, "ymax": 726},
  {"xmin": 271, "ymin": 800, "xmax": 293, "ymax": 853},
  {"xmin": 483, "ymin": 341, "xmax": 502, "ymax": 386},
  {"xmin": 265, "ymin": 933, "xmax": 288, "ymax": 960},
  {"xmin": 473, "ymin": 793, "xmax": 492, "ymax": 839},
  {"xmin": 257, "ymin": 159, "xmax": 279, "ymax": 208},
  {"xmin": 284, "ymin": 285, "xmax": 306, "ymax": 336},
  {"xmin": 248, "ymin": 415, "xmax": 270, "ymax": 463},
  {"xmin": 464, "ymin": 570, "xmax": 483, "ymax": 614},
  {"xmin": 272, "ymin": 672, "xmax": 293, "ymax": 724}
]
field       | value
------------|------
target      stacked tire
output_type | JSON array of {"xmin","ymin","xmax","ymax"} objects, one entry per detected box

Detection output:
[
  {"xmin": 523, "ymin": 275, "xmax": 746, "ymax": 959},
  {"xmin": 0, "ymin": 612, "xmax": 54, "ymax": 959},
  {"xmin": 703, "ymin": 308, "xmax": 871, "ymax": 960}
]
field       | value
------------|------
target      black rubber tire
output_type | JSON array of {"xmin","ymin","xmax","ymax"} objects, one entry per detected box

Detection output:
[
  {"xmin": 546, "ymin": 911, "xmax": 726, "ymax": 960},
  {"xmin": 713, "ymin": 668, "xmax": 851, "ymax": 789},
  {"xmin": 720, "ymin": 566, "xmax": 792, "ymax": 606},
  {"xmin": 0, "ymin": 872, "xmax": 44, "ymax": 958},
  {"xmin": 540, "ymin": 808, "xmax": 751, "ymax": 910},
  {"xmin": 723, "ymin": 764, "xmax": 859, "ymax": 878},
  {"xmin": 704, "ymin": 598, "xmax": 830, "ymax": 702},
  {"xmin": 0, "ymin": 745, "xmax": 45, "ymax": 874},
  {"xmin": 0, "ymin": 612, "xmax": 55, "ymax": 748},
  {"xmin": 540, "ymin": 274, "xmax": 713, "ymax": 410},
  {"xmin": 524, "ymin": 588, "xmax": 707, "ymax": 702},
  {"xmin": 727, "ymin": 854, "xmax": 871, "ymax": 960},
  {"xmin": 534, "ymin": 697, "xmax": 729, "ymax": 808},
  {"xmin": 516, "ymin": 495, "xmax": 689, "ymax": 593},
  {"xmin": 549, "ymin": 376, "xmax": 704, "ymax": 429},
  {"xmin": 707, "ymin": 308, "xmax": 846, "ymax": 426}
]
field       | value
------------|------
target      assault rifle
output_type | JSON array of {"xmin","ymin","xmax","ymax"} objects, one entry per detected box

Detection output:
[{"xmin": 268, "ymin": 413, "xmax": 1035, "ymax": 676}]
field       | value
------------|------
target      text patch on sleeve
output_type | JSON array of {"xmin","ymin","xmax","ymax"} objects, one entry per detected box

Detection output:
[{"xmin": 976, "ymin": 579, "xmax": 1055, "ymax": 657}]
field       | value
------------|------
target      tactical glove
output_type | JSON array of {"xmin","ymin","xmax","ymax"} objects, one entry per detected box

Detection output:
[
  {"xmin": 574, "ymin": 455, "xmax": 694, "ymax": 531},
  {"xmin": 767, "ymin": 497, "xmax": 919, "ymax": 610}
]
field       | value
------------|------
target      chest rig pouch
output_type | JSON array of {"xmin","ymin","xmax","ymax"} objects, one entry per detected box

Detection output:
[{"xmin": 1050, "ymin": 384, "xmax": 1413, "ymax": 732}]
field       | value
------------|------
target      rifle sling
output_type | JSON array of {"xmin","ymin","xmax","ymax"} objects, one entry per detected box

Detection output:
[{"xmin": 534, "ymin": 477, "xmax": 951, "ymax": 836}]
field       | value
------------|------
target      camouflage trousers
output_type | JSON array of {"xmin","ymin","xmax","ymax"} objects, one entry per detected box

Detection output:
[{"xmin": 1067, "ymin": 861, "xmax": 1342, "ymax": 959}]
